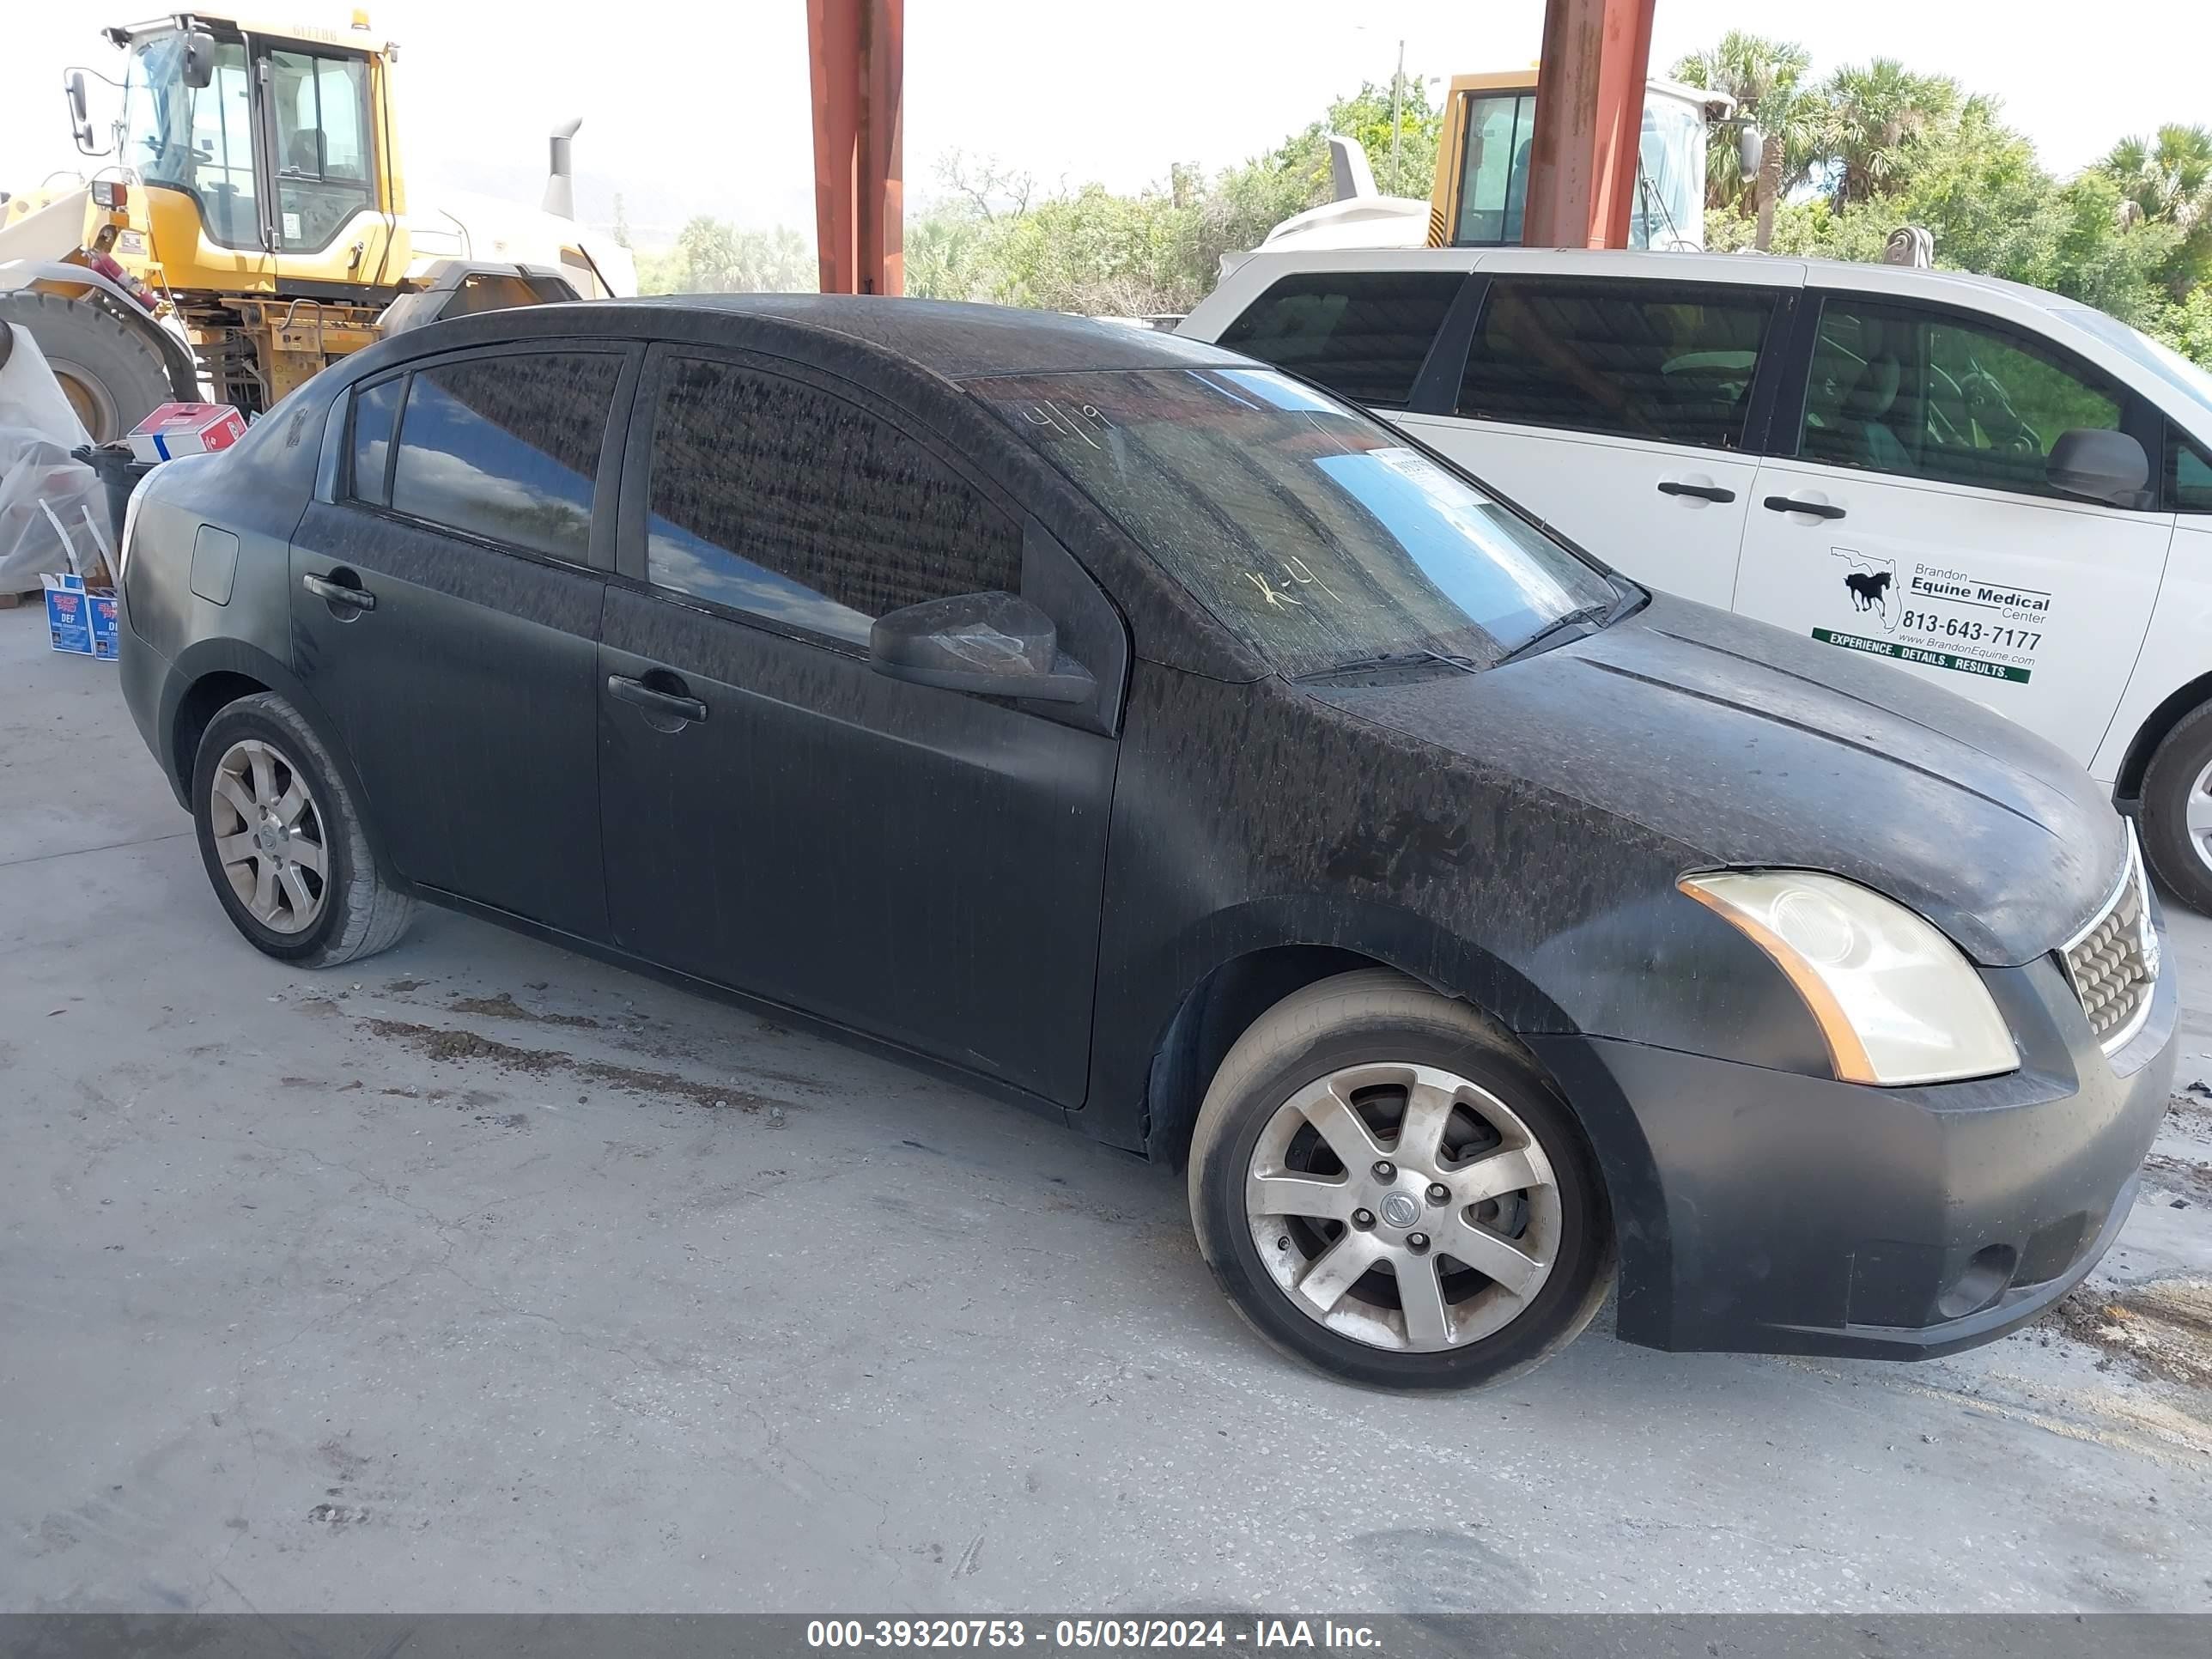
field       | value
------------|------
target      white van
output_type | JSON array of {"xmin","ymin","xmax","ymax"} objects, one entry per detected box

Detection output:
[{"xmin": 1180, "ymin": 248, "xmax": 2212, "ymax": 908}]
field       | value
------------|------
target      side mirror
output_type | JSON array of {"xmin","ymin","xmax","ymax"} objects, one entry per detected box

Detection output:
[
  {"xmin": 1736, "ymin": 124, "xmax": 1764, "ymax": 179},
  {"xmin": 868, "ymin": 591, "xmax": 1097, "ymax": 704},
  {"xmin": 65, "ymin": 70, "xmax": 100, "ymax": 155},
  {"xmin": 181, "ymin": 29, "xmax": 218, "ymax": 90},
  {"xmin": 2048, "ymin": 428, "xmax": 2150, "ymax": 508}
]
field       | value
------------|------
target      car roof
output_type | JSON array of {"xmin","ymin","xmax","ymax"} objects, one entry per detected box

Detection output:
[{"xmin": 401, "ymin": 294, "xmax": 1246, "ymax": 383}]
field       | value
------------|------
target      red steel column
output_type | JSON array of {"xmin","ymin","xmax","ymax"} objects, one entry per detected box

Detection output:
[
  {"xmin": 1522, "ymin": 0, "xmax": 1656, "ymax": 250},
  {"xmin": 806, "ymin": 0, "xmax": 904, "ymax": 295}
]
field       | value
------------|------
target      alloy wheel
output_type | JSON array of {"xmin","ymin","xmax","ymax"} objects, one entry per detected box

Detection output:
[
  {"xmin": 209, "ymin": 738, "xmax": 330, "ymax": 934},
  {"xmin": 2185, "ymin": 757, "xmax": 2212, "ymax": 879},
  {"xmin": 1243, "ymin": 1061, "xmax": 1562, "ymax": 1352}
]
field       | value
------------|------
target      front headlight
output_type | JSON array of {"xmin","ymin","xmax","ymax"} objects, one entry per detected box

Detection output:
[{"xmin": 1680, "ymin": 871, "xmax": 2019, "ymax": 1086}]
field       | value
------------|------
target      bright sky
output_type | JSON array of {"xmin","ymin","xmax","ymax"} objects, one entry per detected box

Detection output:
[{"xmin": 4, "ymin": 1, "xmax": 2207, "ymax": 246}]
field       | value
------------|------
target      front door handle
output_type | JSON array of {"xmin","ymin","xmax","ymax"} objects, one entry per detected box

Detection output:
[
  {"xmin": 607, "ymin": 672, "xmax": 708, "ymax": 726},
  {"xmin": 302, "ymin": 570, "xmax": 376, "ymax": 611},
  {"xmin": 1656, "ymin": 479, "xmax": 1736, "ymax": 504},
  {"xmin": 1763, "ymin": 495, "xmax": 1847, "ymax": 520}
]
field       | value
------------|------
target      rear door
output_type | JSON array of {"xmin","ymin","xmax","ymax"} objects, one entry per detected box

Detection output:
[
  {"xmin": 596, "ymin": 348, "xmax": 1121, "ymax": 1104},
  {"xmin": 1395, "ymin": 264, "xmax": 1801, "ymax": 606},
  {"xmin": 1734, "ymin": 291, "xmax": 2174, "ymax": 767},
  {"xmin": 291, "ymin": 343, "xmax": 632, "ymax": 938}
]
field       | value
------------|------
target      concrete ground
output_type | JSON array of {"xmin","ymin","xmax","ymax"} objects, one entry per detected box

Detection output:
[{"xmin": 2, "ymin": 603, "xmax": 2208, "ymax": 1615}]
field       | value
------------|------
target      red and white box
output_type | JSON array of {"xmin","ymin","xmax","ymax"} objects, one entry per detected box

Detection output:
[{"xmin": 125, "ymin": 402, "xmax": 247, "ymax": 464}]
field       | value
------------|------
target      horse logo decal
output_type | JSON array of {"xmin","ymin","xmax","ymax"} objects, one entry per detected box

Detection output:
[{"xmin": 1831, "ymin": 550, "xmax": 1899, "ymax": 634}]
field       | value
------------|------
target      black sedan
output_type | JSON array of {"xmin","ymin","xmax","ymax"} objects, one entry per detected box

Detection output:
[{"xmin": 114, "ymin": 296, "xmax": 2174, "ymax": 1390}]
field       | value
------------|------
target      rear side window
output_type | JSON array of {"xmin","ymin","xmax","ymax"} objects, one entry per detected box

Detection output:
[
  {"xmin": 1217, "ymin": 270, "xmax": 1463, "ymax": 408},
  {"xmin": 643, "ymin": 356, "xmax": 1022, "ymax": 647},
  {"xmin": 386, "ymin": 352, "xmax": 620, "ymax": 561},
  {"xmin": 347, "ymin": 375, "xmax": 401, "ymax": 505},
  {"xmin": 1456, "ymin": 278, "xmax": 1778, "ymax": 450}
]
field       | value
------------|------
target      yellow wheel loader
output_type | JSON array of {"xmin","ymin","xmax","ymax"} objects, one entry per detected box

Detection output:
[{"xmin": 0, "ymin": 7, "xmax": 634, "ymax": 441}]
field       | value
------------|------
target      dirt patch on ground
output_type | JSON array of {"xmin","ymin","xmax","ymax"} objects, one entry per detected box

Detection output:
[
  {"xmin": 2143, "ymin": 1152, "xmax": 2212, "ymax": 1207},
  {"xmin": 352, "ymin": 1017, "xmax": 789, "ymax": 1118},
  {"xmin": 2050, "ymin": 1279, "xmax": 2212, "ymax": 1387},
  {"xmin": 447, "ymin": 990, "xmax": 600, "ymax": 1030}
]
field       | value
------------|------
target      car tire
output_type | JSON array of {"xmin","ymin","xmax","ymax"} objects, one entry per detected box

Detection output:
[
  {"xmin": 190, "ymin": 692, "xmax": 413, "ymax": 966},
  {"xmin": 2138, "ymin": 702, "xmax": 2212, "ymax": 915},
  {"xmin": 1188, "ymin": 969, "xmax": 1613, "ymax": 1391}
]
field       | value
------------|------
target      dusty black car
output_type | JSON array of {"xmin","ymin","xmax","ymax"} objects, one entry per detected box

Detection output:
[{"xmin": 116, "ymin": 296, "xmax": 2173, "ymax": 1390}]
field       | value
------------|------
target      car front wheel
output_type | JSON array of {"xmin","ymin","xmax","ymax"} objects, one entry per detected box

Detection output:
[
  {"xmin": 190, "ymin": 692, "xmax": 413, "ymax": 967},
  {"xmin": 1188, "ymin": 969, "xmax": 1612, "ymax": 1390}
]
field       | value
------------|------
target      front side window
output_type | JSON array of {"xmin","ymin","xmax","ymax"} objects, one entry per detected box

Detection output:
[
  {"xmin": 1800, "ymin": 298, "xmax": 2127, "ymax": 496},
  {"xmin": 1457, "ymin": 279, "xmax": 1778, "ymax": 450},
  {"xmin": 645, "ymin": 357, "xmax": 1023, "ymax": 647},
  {"xmin": 269, "ymin": 49, "xmax": 374, "ymax": 250},
  {"xmin": 976, "ymin": 367, "xmax": 1617, "ymax": 677},
  {"xmin": 120, "ymin": 32, "xmax": 257, "ymax": 248},
  {"xmin": 386, "ymin": 353, "xmax": 620, "ymax": 561},
  {"xmin": 1454, "ymin": 92, "xmax": 1534, "ymax": 246},
  {"xmin": 1217, "ymin": 270, "xmax": 1463, "ymax": 409}
]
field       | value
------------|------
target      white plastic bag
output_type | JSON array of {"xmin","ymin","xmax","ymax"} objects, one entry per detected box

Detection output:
[{"xmin": 0, "ymin": 322, "xmax": 106, "ymax": 591}]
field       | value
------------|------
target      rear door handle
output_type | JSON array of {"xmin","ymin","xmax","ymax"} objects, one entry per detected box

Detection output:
[
  {"xmin": 301, "ymin": 570, "xmax": 375, "ymax": 611},
  {"xmin": 1656, "ymin": 479, "xmax": 1736, "ymax": 504},
  {"xmin": 1763, "ymin": 495, "xmax": 1847, "ymax": 520},
  {"xmin": 607, "ymin": 672, "xmax": 708, "ymax": 725}
]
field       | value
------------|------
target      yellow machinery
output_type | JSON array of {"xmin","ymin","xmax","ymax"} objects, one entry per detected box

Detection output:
[{"xmin": 0, "ymin": 7, "xmax": 633, "ymax": 441}]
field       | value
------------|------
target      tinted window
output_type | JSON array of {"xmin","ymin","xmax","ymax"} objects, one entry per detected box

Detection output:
[
  {"xmin": 644, "ymin": 357, "xmax": 1022, "ymax": 647},
  {"xmin": 1219, "ymin": 271, "xmax": 1463, "ymax": 408},
  {"xmin": 347, "ymin": 376, "xmax": 401, "ymax": 506},
  {"xmin": 387, "ymin": 353, "xmax": 619, "ymax": 561},
  {"xmin": 2171, "ymin": 425, "xmax": 2212, "ymax": 513},
  {"xmin": 978, "ymin": 367, "xmax": 1616, "ymax": 677},
  {"xmin": 1801, "ymin": 299, "xmax": 2126, "ymax": 496},
  {"xmin": 1457, "ymin": 280, "xmax": 1778, "ymax": 449}
]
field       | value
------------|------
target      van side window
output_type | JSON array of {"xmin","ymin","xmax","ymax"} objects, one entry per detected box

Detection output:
[
  {"xmin": 1455, "ymin": 279, "xmax": 1778, "ymax": 450},
  {"xmin": 2172, "ymin": 425, "xmax": 2212, "ymax": 513},
  {"xmin": 1800, "ymin": 299, "xmax": 2127, "ymax": 498},
  {"xmin": 1217, "ymin": 271, "xmax": 1463, "ymax": 409},
  {"xmin": 386, "ymin": 352, "xmax": 621, "ymax": 562},
  {"xmin": 643, "ymin": 356, "xmax": 1023, "ymax": 648}
]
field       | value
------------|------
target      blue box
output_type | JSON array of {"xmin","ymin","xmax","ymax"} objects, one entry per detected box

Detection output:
[{"xmin": 41, "ymin": 573, "xmax": 118, "ymax": 660}]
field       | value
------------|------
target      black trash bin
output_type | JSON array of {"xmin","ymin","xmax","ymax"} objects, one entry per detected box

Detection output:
[{"xmin": 71, "ymin": 443, "xmax": 159, "ymax": 552}]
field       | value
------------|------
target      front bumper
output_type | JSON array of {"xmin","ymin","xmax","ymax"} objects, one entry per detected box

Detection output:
[{"xmin": 1530, "ymin": 940, "xmax": 2177, "ymax": 1359}]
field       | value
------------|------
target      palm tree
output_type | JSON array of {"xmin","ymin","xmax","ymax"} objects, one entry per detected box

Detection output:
[
  {"xmin": 1674, "ymin": 32, "xmax": 1827, "ymax": 250},
  {"xmin": 1823, "ymin": 58, "xmax": 1960, "ymax": 209},
  {"xmin": 2101, "ymin": 124, "xmax": 2212, "ymax": 295}
]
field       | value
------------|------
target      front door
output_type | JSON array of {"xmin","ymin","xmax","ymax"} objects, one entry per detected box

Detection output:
[
  {"xmin": 1733, "ymin": 293, "xmax": 2175, "ymax": 767},
  {"xmin": 597, "ymin": 349, "xmax": 1119, "ymax": 1104},
  {"xmin": 1399, "ymin": 271, "xmax": 1796, "ymax": 607},
  {"xmin": 290, "ymin": 345, "xmax": 629, "ymax": 938}
]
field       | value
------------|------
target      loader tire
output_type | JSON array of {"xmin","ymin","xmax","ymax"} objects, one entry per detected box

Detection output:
[{"xmin": 0, "ymin": 288, "xmax": 173, "ymax": 443}]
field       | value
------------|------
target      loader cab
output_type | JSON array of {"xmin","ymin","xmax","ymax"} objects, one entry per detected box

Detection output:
[{"xmin": 106, "ymin": 15, "xmax": 400, "ymax": 288}]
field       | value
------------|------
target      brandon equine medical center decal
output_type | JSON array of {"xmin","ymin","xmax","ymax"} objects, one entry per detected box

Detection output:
[{"xmin": 1812, "ymin": 549, "xmax": 2051, "ymax": 685}]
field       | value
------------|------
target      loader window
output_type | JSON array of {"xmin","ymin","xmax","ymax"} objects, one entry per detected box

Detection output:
[
  {"xmin": 121, "ymin": 31, "xmax": 258, "ymax": 249},
  {"xmin": 270, "ymin": 49, "xmax": 374, "ymax": 252}
]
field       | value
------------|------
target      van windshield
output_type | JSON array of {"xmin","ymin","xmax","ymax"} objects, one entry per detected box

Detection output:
[{"xmin": 974, "ymin": 366, "xmax": 1619, "ymax": 676}]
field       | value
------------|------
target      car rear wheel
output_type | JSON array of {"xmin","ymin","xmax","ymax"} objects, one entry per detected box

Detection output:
[
  {"xmin": 191, "ymin": 692, "xmax": 412, "ymax": 966},
  {"xmin": 1188, "ymin": 969, "xmax": 1613, "ymax": 1390},
  {"xmin": 2137, "ymin": 702, "xmax": 2212, "ymax": 915}
]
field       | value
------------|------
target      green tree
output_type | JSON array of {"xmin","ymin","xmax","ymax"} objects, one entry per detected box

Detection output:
[
  {"xmin": 635, "ymin": 218, "xmax": 814, "ymax": 295},
  {"xmin": 1673, "ymin": 32, "xmax": 1827, "ymax": 250},
  {"xmin": 1823, "ymin": 58, "xmax": 1960, "ymax": 208},
  {"xmin": 2099, "ymin": 124, "xmax": 2212, "ymax": 295}
]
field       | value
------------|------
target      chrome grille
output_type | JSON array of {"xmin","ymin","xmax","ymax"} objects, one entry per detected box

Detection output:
[{"xmin": 2061, "ymin": 833, "xmax": 2159, "ymax": 1054}]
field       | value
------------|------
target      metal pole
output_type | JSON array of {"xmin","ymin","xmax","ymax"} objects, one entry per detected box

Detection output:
[
  {"xmin": 1522, "ymin": 0, "xmax": 1655, "ymax": 249},
  {"xmin": 1390, "ymin": 40, "xmax": 1404, "ymax": 192},
  {"xmin": 806, "ymin": 0, "xmax": 904, "ymax": 295}
]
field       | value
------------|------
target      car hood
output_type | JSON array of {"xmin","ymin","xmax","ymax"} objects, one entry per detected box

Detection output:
[{"xmin": 1300, "ymin": 594, "xmax": 2126, "ymax": 966}]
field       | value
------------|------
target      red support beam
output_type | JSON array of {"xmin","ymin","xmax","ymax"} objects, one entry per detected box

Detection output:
[
  {"xmin": 1522, "ymin": 0, "xmax": 1656, "ymax": 250},
  {"xmin": 806, "ymin": 0, "xmax": 904, "ymax": 295}
]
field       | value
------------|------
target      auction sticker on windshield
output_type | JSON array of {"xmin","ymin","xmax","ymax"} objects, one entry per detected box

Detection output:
[{"xmin": 1809, "ymin": 549, "xmax": 2047, "ymax": 684}]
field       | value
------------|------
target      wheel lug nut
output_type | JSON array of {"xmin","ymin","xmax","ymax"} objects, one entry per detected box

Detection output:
[
  {"xmin": 1407, "ymin": 1233, "xmax": 1430, "ymax": 1252},
  {"xmin": 1372, "ymin": 1160, "xmax": 1395, "ymax": 1181},
  {"xmin": 1352, "ymin": 1208, "xmax": 1376, "ymax": 1229},
  {"xmin": 1427, "ymin": 1182, "xmax": 1450, "ymax": 1205}
]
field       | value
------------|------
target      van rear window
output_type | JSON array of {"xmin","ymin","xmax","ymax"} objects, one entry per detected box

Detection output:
[{"xmin": 1217, "ymin": 270, "xmax": 1463, "ymax": 409}]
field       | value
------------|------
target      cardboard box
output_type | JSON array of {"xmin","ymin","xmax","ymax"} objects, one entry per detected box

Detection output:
[
  {"xmin": 125, "ymin": 402, "xmax": 246, "ymax": 464},
  {"xmin": 43, "ymin": 573, "xmax": 118, "ymax": 660}
]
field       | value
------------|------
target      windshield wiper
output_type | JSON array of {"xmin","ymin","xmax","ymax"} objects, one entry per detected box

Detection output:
[
  {"xmin": 1291, "ymin": 648, "xmax": 1486, "ymax": 684},
  {"xmin": 1498, "ymin": 584, "xmax": 1641, "ymax": 666}
]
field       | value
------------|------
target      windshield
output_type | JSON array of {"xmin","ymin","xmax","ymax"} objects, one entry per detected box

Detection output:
[
  {"xmin": 118, "ymin": 30, "xmax": 258, "ymax": 247},
  {"xmin": 974, "ymin": 367, "xmax": 1619, "ymax": 675},
  {"xmin": 1634, "ymin": 93, "xmax": 1707, "ymax": 251},
  {"xmin": 2060, "ymin": 306, "xmax": 2212, "ymax": 431}
]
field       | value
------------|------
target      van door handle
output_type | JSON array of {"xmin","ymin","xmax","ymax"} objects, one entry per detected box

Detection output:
[
  {"xmin": 302, "ymin": 571, "xmax": 375, "ymax": 611},
  {"xmin": 1657, "ymin": 479, "xmax": 1736, "ymax": 503},
  {"xmin": 607, "ymin": 673, "xmax": 708, "ymax": 725},
  {"xmin": 1763, "ymin": 495, "xmax": 1847, "ymax": 520}
]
